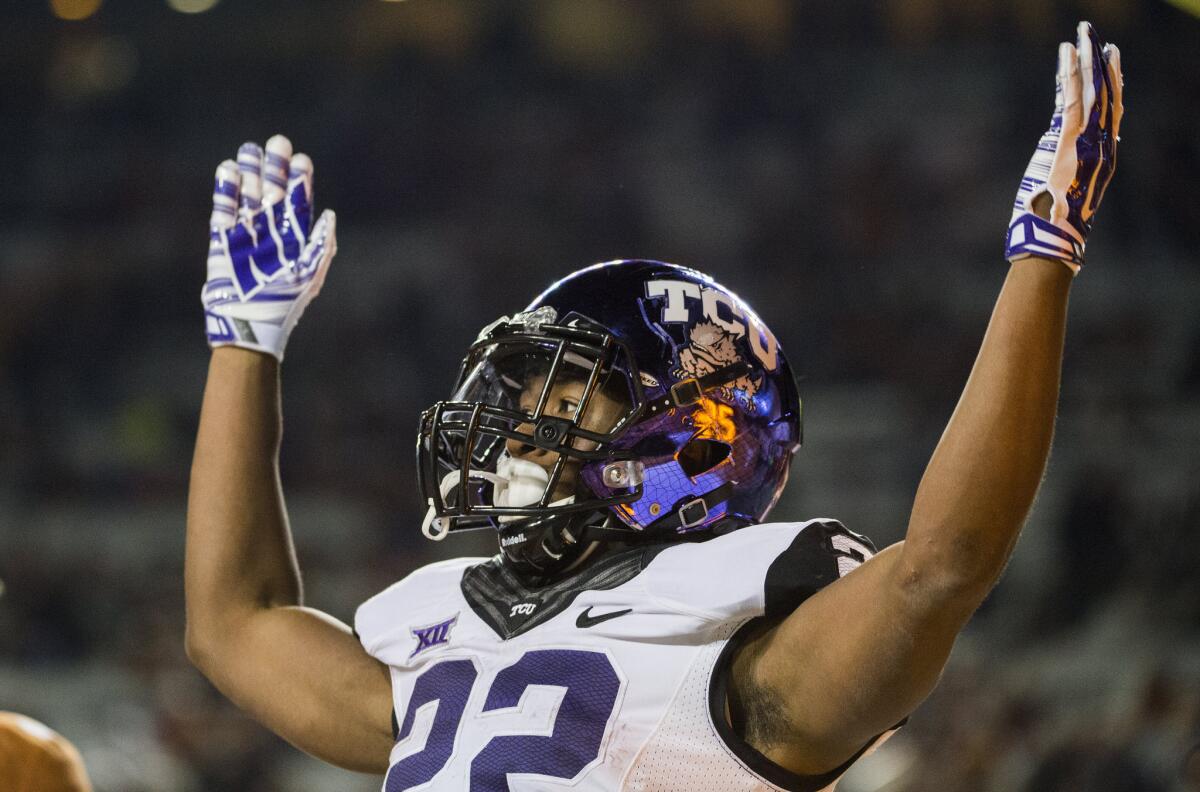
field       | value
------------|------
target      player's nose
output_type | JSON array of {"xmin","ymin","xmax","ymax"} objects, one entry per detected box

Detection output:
[
  {"xmin": 505, "ymin": 431, "xmax": 543, "ymax": 463},
  {"xmin": 505, "ymin": 420, "xmax": 574, "ymax": 475}
]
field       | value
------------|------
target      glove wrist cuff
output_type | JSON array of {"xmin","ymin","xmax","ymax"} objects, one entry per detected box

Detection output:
[
  {"xmin": 205, "ymin": 312, "xmax": 287, "ymax": 361},
  {"xmin": 1006, "ymin": 212, "xmax": 1084, "ymax": 273}
]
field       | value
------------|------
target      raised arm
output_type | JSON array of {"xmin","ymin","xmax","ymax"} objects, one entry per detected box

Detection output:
[
  {"xmin": 733, "ymin": 23, "xmax": 1124, "ymax": 775},
  {"xmin": 184, "ymin": 137, "xmax": 393, "ymax": 772}
]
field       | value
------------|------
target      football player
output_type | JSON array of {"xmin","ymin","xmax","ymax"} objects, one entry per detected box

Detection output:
[{"xmin": 185, "ymin": 23, "xmax": 1122, "ymax": 790}]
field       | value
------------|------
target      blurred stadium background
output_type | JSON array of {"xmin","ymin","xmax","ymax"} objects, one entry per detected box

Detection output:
[{"xmin": 1, "ymin": 1, "xmax": 1199, "ymax": 790}]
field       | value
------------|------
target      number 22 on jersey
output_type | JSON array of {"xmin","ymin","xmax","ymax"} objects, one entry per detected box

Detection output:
[{"xmin": 386, "ymin": 649, "xmax": 623, "ymax": 791}]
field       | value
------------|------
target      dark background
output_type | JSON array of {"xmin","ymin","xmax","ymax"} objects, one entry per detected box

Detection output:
[{"xmin": 1, "ymin": 1, "xmax": 1199, "ymax": 790}]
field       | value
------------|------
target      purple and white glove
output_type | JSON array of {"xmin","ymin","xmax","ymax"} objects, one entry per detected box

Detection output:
[
  {"xmin": 1005, "ymin": 22, "xmax": 1123, "ymax": 273},
  {"xmin": 202, "ymin": 134, "xmax": 337, "ymax": 360}
]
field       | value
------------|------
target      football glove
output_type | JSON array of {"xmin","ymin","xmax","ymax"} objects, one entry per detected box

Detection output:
[
  {"xmin": 1005, "ymin": 21, "xmax": 1123, "ymax": 273},
  {"xmin": 202, "ymin": 134, "xmax": 337, "ymax": 360}
]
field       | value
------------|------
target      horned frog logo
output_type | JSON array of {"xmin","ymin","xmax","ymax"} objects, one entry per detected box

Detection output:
[{"xmin": 675, "ymin": 320, "xmax": 760, "ymax": 405}]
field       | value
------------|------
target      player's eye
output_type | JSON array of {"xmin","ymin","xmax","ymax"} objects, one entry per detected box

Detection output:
[{"xmin": 516, "ymin": 397, "xmax": 577, "ymax": 417}]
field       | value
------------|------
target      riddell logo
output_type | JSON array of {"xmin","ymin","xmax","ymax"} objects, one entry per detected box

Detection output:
[{"xmin": 500, "ymin": 533, "xmax": 526, "ymax": 547}]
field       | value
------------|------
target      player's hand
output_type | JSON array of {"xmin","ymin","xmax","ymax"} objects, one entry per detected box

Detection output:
[
  {"xmin": 202, "ymin": 135, "xmax": 337, "ymax": 360},
  {"xmin": 1005, "ymin": 21, "xmax": 1123, "ymax": 273}
]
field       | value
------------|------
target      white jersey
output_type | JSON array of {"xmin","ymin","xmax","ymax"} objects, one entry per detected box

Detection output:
[{"xmin": 355, "ymin": 519, "xmax": 895, "ymax": 792}]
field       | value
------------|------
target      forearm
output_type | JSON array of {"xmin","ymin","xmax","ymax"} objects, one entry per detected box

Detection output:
[
  {"xmin": 901, "ymin": 258, "xmax": 1072, "ymax": 602},
  {"xmin": 185, "ymin": 347, "xmax": 301, "ymax": 652},
  {"xmin": 747, "ymin": 28, "xmax": 1124, "ymax": 774}
]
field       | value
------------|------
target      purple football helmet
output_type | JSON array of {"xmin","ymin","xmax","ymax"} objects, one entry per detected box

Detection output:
[{"xmin": 417, "ymin": 260, "xmax": 802, "ymax": 579}]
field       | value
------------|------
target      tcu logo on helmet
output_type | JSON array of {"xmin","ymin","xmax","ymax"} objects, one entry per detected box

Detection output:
[{"xmin": 645, "ymin": 280, "xmax": 779, "ymax": 372}]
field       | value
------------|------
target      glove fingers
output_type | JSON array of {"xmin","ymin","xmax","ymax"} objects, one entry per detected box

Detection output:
[
  {"xmin": 209, "ymin": 159, "xmax": 240, "ymax": 231},
  {"xmin": 289, "ymin": 153, "xmax": 314, "ymax": 204},
  {"xmin": 1075, "ymin": 22, "xmax": 1099, "ymax": 136},
  {"xmin": 288, "ymin": 152, "xmax": 314, "ymax": 238},
  {"xmin": 1087, "ymin": 42, "xmax": 1122, "ymax": 217},
  {"xmin": 263, "ymin": 134, "xmax": 292, "ymax": 205},
  {"xmin": 1104, "ymin": 44, "xmax": 1124, "ymax": 143},
  {"xmin": 237, "ymin": 141, "xmax": 264, "ymax": 220},
  {"xmin": 1058, "ymin": 42, "xmax": 1083, "ymax": 137},
  {"xmin": 1080, "ymin": 22, "xmax": 1099, "ymax": 130}
]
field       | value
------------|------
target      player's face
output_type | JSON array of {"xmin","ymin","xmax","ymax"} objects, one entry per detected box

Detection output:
[{"xmin": 507, "ymin": 373, "xmax": 628, "ymax": 502}]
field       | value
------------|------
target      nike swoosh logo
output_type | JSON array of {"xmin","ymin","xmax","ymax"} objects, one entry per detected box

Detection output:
[{"xmin": 576, "ymin": 607, "xmax": 633, "ymax": 629}]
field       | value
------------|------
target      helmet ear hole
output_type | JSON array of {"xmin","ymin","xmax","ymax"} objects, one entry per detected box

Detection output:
[{"xmin": 676, "ymin": 438, "xmax": 731, "ymax": 479}]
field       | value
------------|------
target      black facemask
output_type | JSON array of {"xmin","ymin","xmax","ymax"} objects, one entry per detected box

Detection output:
[{"xmin": 417, "ymin": 312, "xmax": 643, "ymax": 555}]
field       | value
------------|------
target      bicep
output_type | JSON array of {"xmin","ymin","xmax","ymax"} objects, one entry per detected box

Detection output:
[
  {"xmin": 195, "ymin": 605, "xmax": 394, "ymax": 773},
  {"xmin": 740, "ymin": 541, "xmax": 970, "ymax": 775}
]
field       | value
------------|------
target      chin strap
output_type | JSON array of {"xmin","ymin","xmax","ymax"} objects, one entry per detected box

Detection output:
[
  {"xmin": 498, "ymin": 509, "xmax": 596, "ymax": 582},
  {"xmin": 642, "ymin": 362, "xmax": 752, "ymax": 419}
]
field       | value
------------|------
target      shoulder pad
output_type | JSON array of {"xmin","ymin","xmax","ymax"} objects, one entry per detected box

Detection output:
[
  {"xmin": 354, "ymin": 556, "xmax": 486, "ymax": 659},
  {"xmin": 762, "ymin": 519, "xmax": 876, "ymax": 618},
  {"xmin": 643, "ymin": 519, "xmax": 876, "ymax": 623}
]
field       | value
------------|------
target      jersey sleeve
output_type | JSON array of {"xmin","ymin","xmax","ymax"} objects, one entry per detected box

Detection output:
[
  {"xmin": 761, "ymin": 518, "xmax": 877, "ymax": 618},
  {"xmin": 643, "ymin": 519, "xmax": 877, "ymax": 624},
  {"xmin": 353, "ymin": 556, "xmax": 485, "ymax": 663}
]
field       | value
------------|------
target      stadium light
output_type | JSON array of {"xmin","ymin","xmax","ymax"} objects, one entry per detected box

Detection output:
[
  {"xmin": 1163, "ymin": 0, "xmax": 1200, "ymax": 17},
  {"xmin": 167, "ymin": 0, "xmax": 220, "ymax": 12},
  {"xmin": 49, "ymin": 0, "xmax": 102, "ymax": 20}
]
